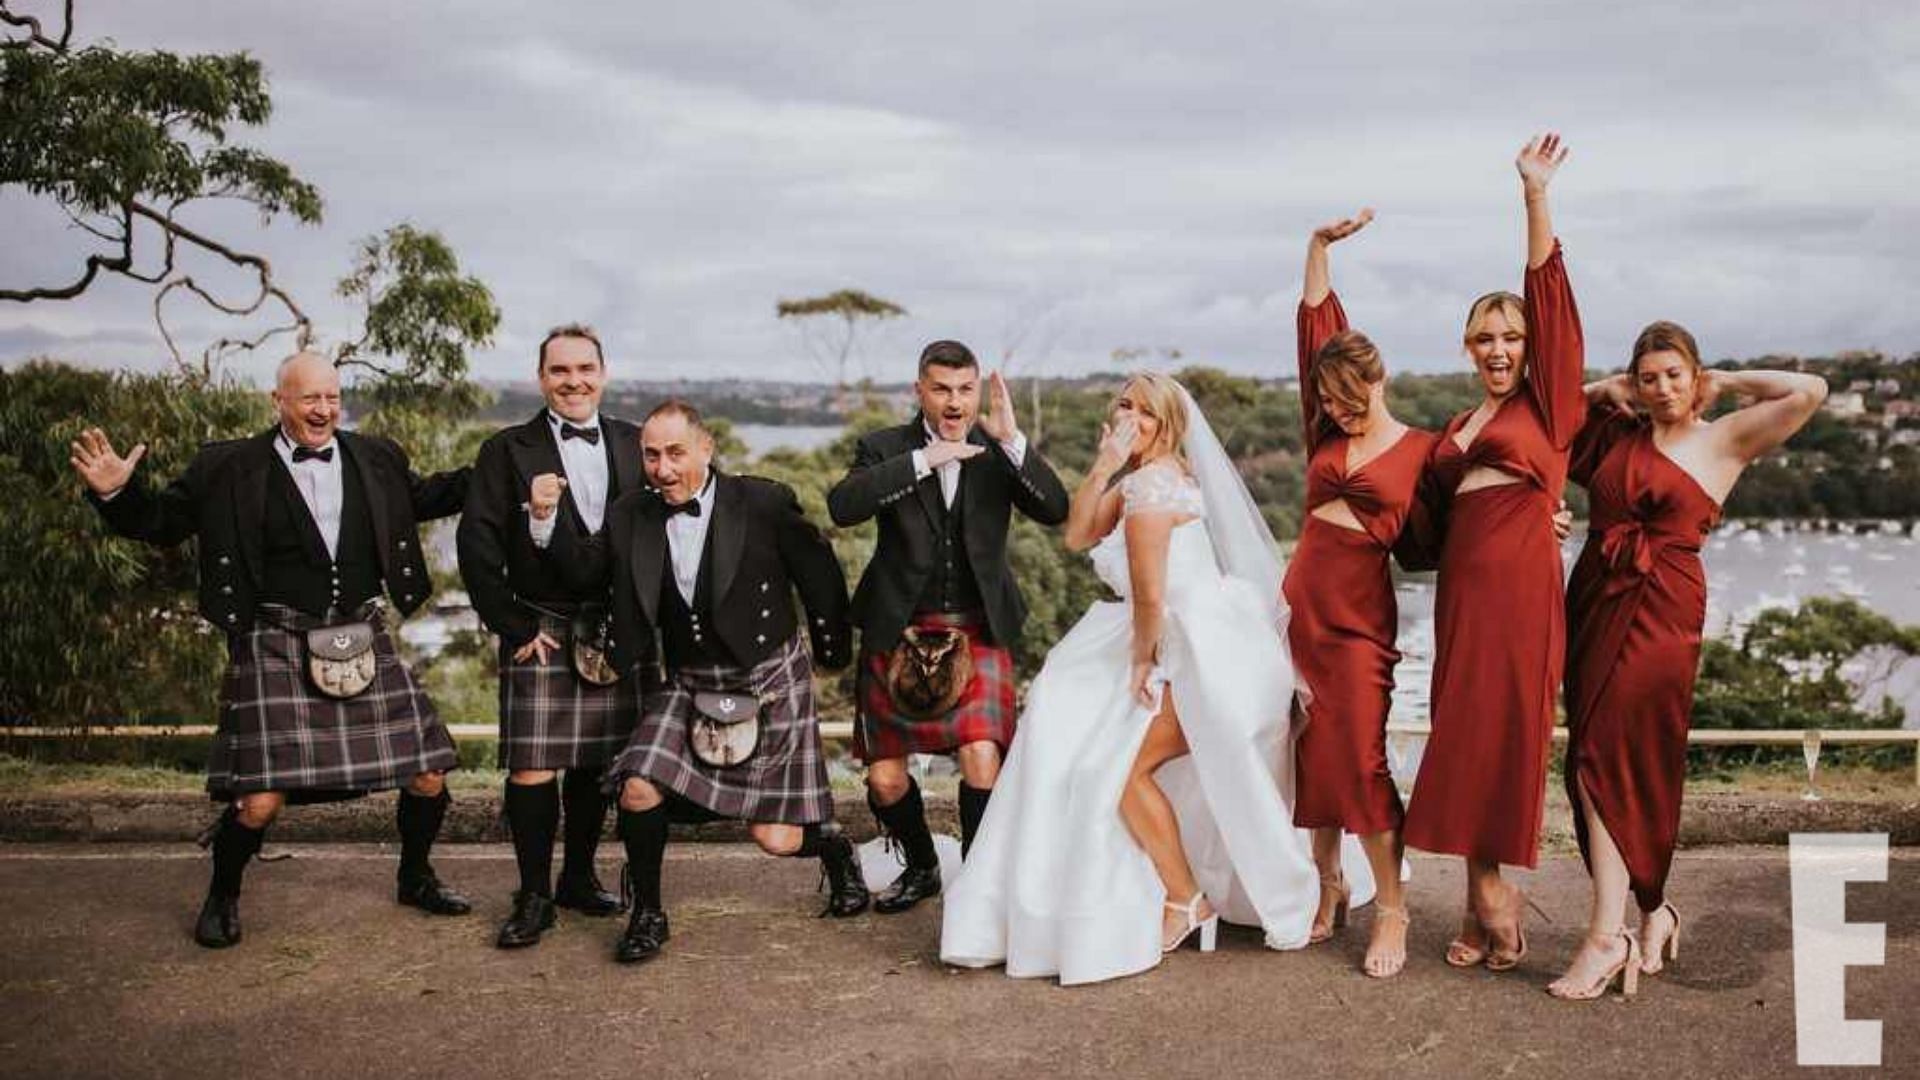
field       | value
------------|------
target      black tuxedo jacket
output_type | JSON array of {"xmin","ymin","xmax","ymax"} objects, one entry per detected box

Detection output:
[
  {"xmin": 589, "ymin": 471, "xmax": 853, "ymax": 678},
  {"xmin": 88, "ymin": 428, "xmax": 467, "ymax": 633},
  {"xmin": 456, "ymin": 410, "xmax": 643, "ymax": 646},
  {"xmin": 826, "ymin": 415, "xmax": 1069, "ymax": 650}
]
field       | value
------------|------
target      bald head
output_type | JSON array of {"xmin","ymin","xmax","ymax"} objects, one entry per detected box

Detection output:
[{"xmin": 271, "ymin": 350, "xmax": 343, "ymax": 448}]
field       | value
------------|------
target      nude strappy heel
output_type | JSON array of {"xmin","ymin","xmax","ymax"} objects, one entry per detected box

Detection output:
[
  {"xmin": 1640, "ymin": 902, "xmax": 1682, "ymax": 976},
  {"xmin": 1546, "ymin": 930, "xmax": 1641, "ymax": 1001},
  {"xmin": 1309, "ymin": 873, "xmax": 1351, "ymax": 944},
  {"xmin": 1163, "ymin": 891, "xmax": 1219, "ymax": 954}
]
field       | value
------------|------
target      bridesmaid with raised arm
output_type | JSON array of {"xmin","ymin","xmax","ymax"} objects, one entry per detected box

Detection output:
[
  {"xmin": 1548, "ymin": 325, "xmax": 1826, "ymax": 1000},
  {"xmin": 1284, "ymin": 207, "xmax": 1439, "ymax": 979},
  {"xmin": 1401, "ymin": 133, "xmax": 1586, "ymax": 973}
]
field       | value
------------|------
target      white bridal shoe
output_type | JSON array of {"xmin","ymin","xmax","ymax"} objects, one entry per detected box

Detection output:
[{"xmin": 1163, "ymin": 891, "xmax": 1220, "ymax": 954}]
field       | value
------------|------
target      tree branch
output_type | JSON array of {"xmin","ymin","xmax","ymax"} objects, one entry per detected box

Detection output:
[
  {"xmin": 130, "ymin": 199, "xmax": 313, "ymax": 373},
  {"xmin": 0, "ymin": 0, "xmax": 74, "ymax": 51}
]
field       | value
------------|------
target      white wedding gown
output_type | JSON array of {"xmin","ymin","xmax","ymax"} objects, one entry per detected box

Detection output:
[{"xmin": 940, "ymin": 460, "xmax": 1377, "ymax": 985}]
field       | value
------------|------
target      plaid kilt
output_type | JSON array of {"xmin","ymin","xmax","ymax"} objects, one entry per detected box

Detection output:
[
  {"xmin": 605, "ymin": 632, "xmax": 831, "ymax": 825},
  {"xmin": 498, "ymin": 615, "xmax": 639, "ymax": 770},
  {"xmin": 853, "ymin": 610, "xmax": 1016, "ymax": 763},
  {"xmin": 209, "ymin": 604, "xmax": 458, "ymax": 800}
]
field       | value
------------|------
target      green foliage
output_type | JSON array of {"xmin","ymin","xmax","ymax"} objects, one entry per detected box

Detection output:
[
  {"xmin": 1693, "ymin": 596, "xmax": 1917, "ymax": 732},
  {"xmin": 0, "ymin": 41, "xmax": 321, "ymax": 222},
  {"xmin": 0, "ymin": 361, "xmax": 269, "ymax": 724},
  {"xmin": 775, "ymin": 288, "xmax": 908, "ymax": 390}
]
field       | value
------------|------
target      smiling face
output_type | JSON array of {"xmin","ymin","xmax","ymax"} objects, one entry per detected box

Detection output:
[
  {"xmin": 1463, "ymin": 294, "xmax": 1529, "ymax": 400},
  {"xmin": 916, "ymin": 361, "xmax": 980, "ymax": 442},
  {"xmin": 539, "ymin": 334, "xmax": 606, "ymax": 423},
  {"xmin": 641, "ymin": 410, "xmax": 714, "ymax": 504},
  {"xmin": 271, "ymin": 351, "xmax": 342, "ymax": 448},
  {"xmin": 1633, "ymin": 349, "xmax": 1701, "ymax": 424},
  {"xmin": 1318, "ymin": 379, "xmax": 1387, "ymax": 437}
]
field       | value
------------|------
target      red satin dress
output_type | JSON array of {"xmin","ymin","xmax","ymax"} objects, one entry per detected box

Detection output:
[
  {"xmin": 1564, "ymin": 407, "xmax": 1721, "ymax": 910},
  {"xmin": 1401, "ymin": 242, "xmax": 1587, "ymax": 869},
  {"xmin": 1282, "ymin": 293, "xmax": 1438, "ymax": 834}
]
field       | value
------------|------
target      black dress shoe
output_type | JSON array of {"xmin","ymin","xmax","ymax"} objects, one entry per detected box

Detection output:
[
  {"xmin": 194, "ymin": 891, "xmax": 243, "ymax": 949},
  {"xmin": 496, "ymin": 890, "xmax": 557, "ymax": 948},
  {"xmin": 553, "ymin": 873, "xmax": 626, "ymax": 917},
  {"xmin": 396, "ymin": 871, "xmax": 474, "ymax": 916},
  {"xmin": 817, "ymin": 833, "xmax": 871, "ymax": 918},
  {"xmin": 615, "ymin": 907, "xmax": 670, "ymax": 965},
  {"xmin": 873, "ymin": 864, "xmax": 940, "ymax": 914}
]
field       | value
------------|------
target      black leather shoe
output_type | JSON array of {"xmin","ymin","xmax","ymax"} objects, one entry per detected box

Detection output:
[
  {"xmin": 397, "ymin": 871, "xmax": 474, "ymax": 916},
  {"xmin": 194, "ymin": 891, "xmax": 243, "ymax": 949},
  {"xmin": 873, "ymin": 864, "xmax": 940, "ymax": 914},
  {"xmin": 615, "ymin": 907, "xmax": 670, "ymax": 965},
  {"xmin": 554, "ymin": 873, "xmax": 626, "ymax": 917},
  {"xmin": 496, "ymin": 890, "xmax": 557, "ymax": 948},
  {"xmin": 817, "ymin": 833, "xmax": 871, "ymax": 918}
]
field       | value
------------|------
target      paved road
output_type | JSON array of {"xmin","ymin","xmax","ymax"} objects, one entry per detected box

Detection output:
[{"xmin": 2, "ymin": 844, "xmax": 1914, "ymax": 1079}]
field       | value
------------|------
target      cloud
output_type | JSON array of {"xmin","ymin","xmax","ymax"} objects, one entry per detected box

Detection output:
[{"xmin": 2, "ymin": 0, "xmax": 1915, "ymax": 385}]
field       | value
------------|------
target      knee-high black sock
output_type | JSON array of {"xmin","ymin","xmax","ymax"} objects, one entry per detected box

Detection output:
[
  {"xmin": 786, "ymin": 822, "xmax": 835, "ymax": 859},
  {"xmin": 503, "ymin": 779, "xmax": 560, "ymax": 897},
  {"xmin": 617, "ymin": 804, "xmax": 669, "ymax": 910},
  {"xmin": 559, "ymin": 767, "xmax": 610, "ymax": 883},
  {"xmin": 870, "ymin": 778, "xmax": 937, "ymax": 870},
  {"xmin": 209, "ymin": 811, "xmax": 266, "ymax": 898},
  {"xmin": 958, "ymin": 782, "xmax": 992, "ymax": 858},
  {"xmin": 396, "ymin": 789, "xmax": 451, "ymax": 882}
]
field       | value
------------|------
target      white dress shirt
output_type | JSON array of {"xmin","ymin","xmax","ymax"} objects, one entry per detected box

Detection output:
[
  {"xmin": 665, "ymin": 473, "xmax": 719, "ymax": 605},
  {"xmin": 273, "ymin": 430, "xmax": 344, "ymax": 559},
  {"xmin": 911, "ymin": 423, "xmax": 1027, "ymax": 508},
  {"xmin": 528, "ymin": 409, "xmax": 610, "ymax": 547}
]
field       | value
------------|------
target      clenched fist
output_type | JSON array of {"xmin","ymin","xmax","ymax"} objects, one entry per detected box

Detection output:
[{"xmin": 529, "ymin": 473, "xmax": 567, "ymax": 520}]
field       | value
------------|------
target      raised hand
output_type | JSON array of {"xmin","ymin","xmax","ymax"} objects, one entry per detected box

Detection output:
[
  {"xmin": 1312, "ymin": 207, "xmax": 1375, "ymax": 248},
  {"xmin": 923, "ymin": 439, "xmax": 987, "ymax": 470},
  {"xmin": 1516, "ymin": 132, "xmax": 1569, "ymax": 192},
  {"xmin": 529, "ymin": 473, "xmax": 567, "ymax": 520},
  {"xmin": 1692, "ymin": 369, "xmax": 1727, "ymax": 417},
  {"xmin": 1093, "ymin": 418, "xmax": 1136, "ymax": 476},
  {"xmin": 978, "ymin": 370, "xmax": 1021, "ymax": 443},
  {"xmin": 69, "ymin": 427, "xmax": 147, "ymax": 496}
]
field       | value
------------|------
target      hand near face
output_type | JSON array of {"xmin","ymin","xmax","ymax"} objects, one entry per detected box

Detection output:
[
  {"xmin": 978, "ymin": 370, "xmax": 1021, "ymax": 443},
  {"xmin": 1094, "ymin": 419, "xmax": 1136, "ymax": 476},
  {"xmin": 1515, "ymin": 132, "xmax": 1569, "ymax": 191},
  {"xmin": 529, "ymin": 473, "xmax": 567, "ymax": 521},
  {"xmin": 1692, "ymin": 369, "xmax": 1726, "ymax": 417},
  {"xmin": 69, "ymin": 427, "xmax": 147, "ymax": 496}
]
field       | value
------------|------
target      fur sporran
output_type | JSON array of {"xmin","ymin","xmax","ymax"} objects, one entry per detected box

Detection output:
[
  {"xmin": 884, "ymin": 626, "xmax": 975, "ymax": 719},
  {"xmin": 687, "ymin": 689, "xmax": 774, "ymax": 769},
  {"xmin": 304, "ymin": 621, "xmax": 378, "ymax": 699},
  {"xmin": 569, "ymin": 604, "xmax": 622, "ymax": 686}
]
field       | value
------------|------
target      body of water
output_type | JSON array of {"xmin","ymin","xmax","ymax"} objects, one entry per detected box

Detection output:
[{"xmin": 731, "ymin": 423, "xmax": 844, "ymax": 457}]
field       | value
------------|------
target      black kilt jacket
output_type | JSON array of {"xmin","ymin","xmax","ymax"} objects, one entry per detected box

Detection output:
[
  {"xmin": 87, "ymin": 427, "xmax": 467, "ymax": 631},
  {"xmin": 825, "ymin": 416, "xmax": 1069, "ymax": 650},
  {"xmin": 456, "ymin": 410, "xmax": 644, "ymax": 647},
  {"xmin": 584, "ymin": 471, "xmax": 853, "ymax": 679}
]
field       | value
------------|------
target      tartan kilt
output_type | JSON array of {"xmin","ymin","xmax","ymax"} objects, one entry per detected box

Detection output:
[
  {"xmin": 853, "ymin": 610, "xmax": 1017, "ymax": 763},
  {"xmin": 208, "ymin": 604, "xmax": 458, "ymax": 800},
  {"xmin": 497, "ymin": 615, "xmax": 639, "ymax": 770},
  {"xmin": 605, "ymin": 632, "xmax": 831, "ymax": 825}
]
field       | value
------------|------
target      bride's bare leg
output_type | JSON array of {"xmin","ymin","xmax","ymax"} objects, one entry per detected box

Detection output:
[{"xmin": 1119, "ymin": 698, "xmax": 1212, "ymax": 945}]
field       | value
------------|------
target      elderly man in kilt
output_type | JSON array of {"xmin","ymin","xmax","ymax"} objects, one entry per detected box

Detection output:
[
  {"xmin": 458, "ymin": 324, "xmax": 641, "ymax": 949},
  {"xmin": 70, "ymin": 351, "xmax": 472, "ymax": 949},
  {"xmin": 826, "ymin": 341, "xmax": 1070, "ymax": 913},
  {"xmin": 588, "ymin": 399, "xmax": 869, "ymax": 965}
]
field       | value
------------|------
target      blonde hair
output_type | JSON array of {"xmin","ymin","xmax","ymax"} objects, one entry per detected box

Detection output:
[
  {"xmin": 1312, "ymin": 330, "xmax": 1386, "ymax": 417},
  {"xmin": 1462, "ymin": 291, "xmax": 1528, "ymax": 346},
  {"xmin": 1117, "ymin": 371, "xmax": 1191, "ymax": 472}
]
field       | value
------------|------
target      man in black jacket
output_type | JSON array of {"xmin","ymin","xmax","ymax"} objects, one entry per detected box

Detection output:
[
  {"xmin": 592, "ymin": 400, "xmax": 869, "ymax": 965},
  {"xmin": 457, "ymin": 324, "xmax": 641, "ymax": 949},
  {"xmin": 70, "ymin": 351, "xmax": 472, "ymax": 949},
  {"xmin": 827, "ymin": 340, "xmax": 1070, "ymax": 913}
]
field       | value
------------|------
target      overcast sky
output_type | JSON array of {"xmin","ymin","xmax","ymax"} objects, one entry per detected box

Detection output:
[{"xmin": 2, "ymin": 0, "xmax": 1915, "ymax": 386}]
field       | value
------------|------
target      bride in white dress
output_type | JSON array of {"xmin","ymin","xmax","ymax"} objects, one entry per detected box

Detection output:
[{"xmin": 940, "ymin": 371, "xmax": 1376, "ymax": 986}]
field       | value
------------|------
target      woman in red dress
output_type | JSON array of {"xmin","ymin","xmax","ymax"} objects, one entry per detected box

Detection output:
[
  {"xmin": 1400, "ymin": 134, "xmax": 1586, "ymax": 973},
  {"xmin": 1283, "ymin": 207, "xmax": 1439, "ymax": 979},
  {"xmin": 1549, "ymin": 324, "xmax": 1826, "ymax": 1000}
]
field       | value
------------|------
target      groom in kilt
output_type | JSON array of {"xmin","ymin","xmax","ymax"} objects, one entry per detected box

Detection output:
[
  {"xmin": 594, "ymin": 400, "xmax": 869, "ymax": 965},
  {"xmin": 71, "ymin": 351, "xmax": 473, "ymax": 949},
  {"xmin": 458, "ymin": 324, "xmax": 641, "ymax": 949},
  {"xmin": 827, "ymin": 340, "xmax": 1069, "ymax": 912}
]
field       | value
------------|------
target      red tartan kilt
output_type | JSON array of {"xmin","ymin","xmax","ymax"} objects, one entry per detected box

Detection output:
[{"xmin": 854, "ymin": 612, "xmax": 1016, "ymax": 763}]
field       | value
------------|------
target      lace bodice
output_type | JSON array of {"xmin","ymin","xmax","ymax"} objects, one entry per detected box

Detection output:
[{"xmin": 1118, "ymin": 461, "xmax": 1205, "ymax": 519}]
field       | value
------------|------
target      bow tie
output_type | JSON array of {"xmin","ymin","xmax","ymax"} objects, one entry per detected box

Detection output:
[
  {"xmin": 665, "ymin": 498, "xmax": 702, "ymax": 519},
  {"xmin": 291, "ymin": 445, "xmax": 334, "ymax": 463},
  {"xmin": 560, "ymin": 423, "xmax": 601, "ymax": 445}
]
